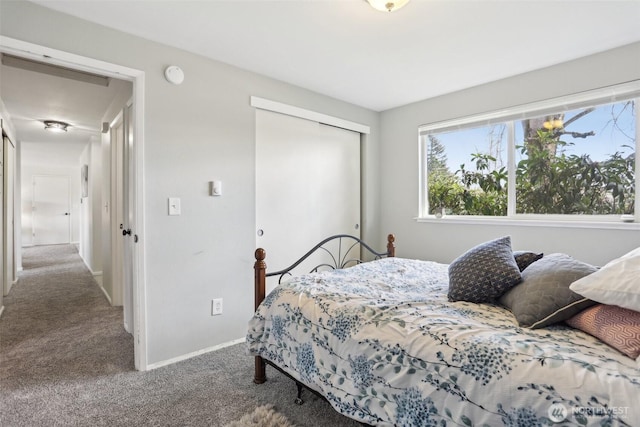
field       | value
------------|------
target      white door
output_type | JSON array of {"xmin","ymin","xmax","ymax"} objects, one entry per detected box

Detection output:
[
  {"xmin": 4, "ymin": 136, "xmax": 15, "ymax": 295},
  {"xmin": 33, "ymin": 175, "xmax": 70, "ymax": 245},
  {"xmin": 0, "ymin": 136, "xmax": 4, "ymax": 305},
  {"xmin": 122, "ymin": 103, "xmax": 135, "ymax": 333},
  {"xmin": 109, "ymin": 105, "xmax": 135, "ymax": 334},
  {"xmin": 256, "ymin": 109, "xmax": 361, "ymax": 293}
]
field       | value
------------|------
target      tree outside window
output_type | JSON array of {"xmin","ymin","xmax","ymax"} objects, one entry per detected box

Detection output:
[{"xmin": 424, "ymin": 99, "xmax": 636, "ymax": 217}]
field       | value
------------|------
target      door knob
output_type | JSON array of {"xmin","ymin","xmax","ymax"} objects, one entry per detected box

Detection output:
[{"xmin": 122, "ymin": 229, "xmax": 132, "ymax": 236}]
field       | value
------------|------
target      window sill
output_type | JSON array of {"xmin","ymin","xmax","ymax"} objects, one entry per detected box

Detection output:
[{"xmin": 415, "ymin": 215, "xmax": 640, "ymax": 230}]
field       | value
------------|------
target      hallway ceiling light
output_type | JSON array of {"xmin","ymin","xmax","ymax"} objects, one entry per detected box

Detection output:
[
  {"xmin": 44, "ymin": 120, "xmax": 70, "ymax": 133},
  {"xmin": 366, "ymin": 0, "xmax": 410, "ymax": 12}
]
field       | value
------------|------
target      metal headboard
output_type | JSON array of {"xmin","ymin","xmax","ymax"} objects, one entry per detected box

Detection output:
[{"xmin": 252, "ymin": 233, "xmax": 395, "ymax": 384}]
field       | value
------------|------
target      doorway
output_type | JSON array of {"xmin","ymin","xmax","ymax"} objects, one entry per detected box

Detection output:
[{"xmin": 0, "ymin": 37, "xmax": 147, "ymax": 370}]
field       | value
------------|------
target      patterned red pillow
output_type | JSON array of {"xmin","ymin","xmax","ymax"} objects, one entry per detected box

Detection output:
[{"xmin": 566, "ymin": 304, "xmax": 640, "ymax": 359}]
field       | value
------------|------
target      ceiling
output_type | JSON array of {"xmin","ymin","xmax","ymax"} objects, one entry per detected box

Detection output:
[
  {"xmin": 27, "ymin": 0, "xmax": 640, "ymax": 112},
  {"xmin": 0, "ymin": 55, "xmax": 131, "ymax": 166},
  {"xmin": 2, "ymin": 0, "xmax": 640, "ymax": 165}
]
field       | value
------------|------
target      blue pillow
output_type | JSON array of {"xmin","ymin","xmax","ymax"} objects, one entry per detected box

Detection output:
[{"xmin": 448, "ymin": 236, "xmax": 522, "ymax": 303}]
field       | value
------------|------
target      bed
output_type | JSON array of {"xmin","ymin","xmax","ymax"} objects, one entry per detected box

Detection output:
[{"xmin": 247, "ymin": 234, "xmax": 640, "ymax": 426}]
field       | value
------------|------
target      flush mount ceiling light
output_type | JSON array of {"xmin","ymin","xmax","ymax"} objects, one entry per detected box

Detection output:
[
  {"xmin": 366, "ymin": 0, "xmax": 410, "ymax": 12},
  {"xmin": 44, "ymin": 120, "xmax": 70, "ymax": 133}
]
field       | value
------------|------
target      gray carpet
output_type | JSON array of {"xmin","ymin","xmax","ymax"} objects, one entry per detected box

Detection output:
[{"xmin": 0, "ymin": 245, "xmax": 361, "ymax": 427}]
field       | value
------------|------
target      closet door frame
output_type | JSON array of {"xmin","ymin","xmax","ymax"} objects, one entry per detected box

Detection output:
[{"xmin": 253, "ymin": 97, "xmax": 370, "ymax": 294}]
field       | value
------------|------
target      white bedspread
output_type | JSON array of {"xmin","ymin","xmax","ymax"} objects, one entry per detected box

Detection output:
[{"xmin": 247, "ymin": 257, "xmax": 640, "ymax": 426}]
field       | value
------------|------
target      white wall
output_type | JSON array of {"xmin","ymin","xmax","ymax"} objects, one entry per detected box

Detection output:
[
  {"xmin": 0, "ymin": 1, "xmax": 382, "ymax": 366},
  {"xmin": 78, "ymin": 136, "xmax": 103, "ymax": 278},
  {"xmin": 89, "ymin": 136, "xmax": 102, "ymax": 273},
  {"xmin": 380, "ymin": 42, "xmax": 640, "ymax": 266},
  {"xmin": 79, "ymin": 144, "xmax": 90, "ymax": 257}
]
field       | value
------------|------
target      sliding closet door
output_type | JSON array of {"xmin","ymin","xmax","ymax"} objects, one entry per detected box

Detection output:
[{"xmin": 256, "ymin": 109, "xmax": 360, "ymax": 293}]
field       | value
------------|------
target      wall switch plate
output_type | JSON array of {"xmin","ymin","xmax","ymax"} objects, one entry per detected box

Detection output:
[
  {"xmin": 210, "ymin": 180, "xmax": 222, "ymax": 196},
  {"xmin": 168, "ymin": 197, "xmax": 181, "ymax": 215},
  {"xmin": 211, "ymin": 298, "xmax": 223, "ymax": 316}
]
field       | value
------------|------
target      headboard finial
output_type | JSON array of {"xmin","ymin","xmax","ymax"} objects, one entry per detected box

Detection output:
[{"xmin": 387, "ymin": 234, "xmax": 396, "ymax": 257}]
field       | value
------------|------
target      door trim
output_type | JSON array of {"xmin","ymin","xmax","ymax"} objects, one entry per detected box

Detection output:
[
  {"xmin": 0, "ymin": 36, "xmax": 148, "ymax": 371},
  {"xmin": 250, "ymin": 96, "xmax": 370, "ymax": 134}
]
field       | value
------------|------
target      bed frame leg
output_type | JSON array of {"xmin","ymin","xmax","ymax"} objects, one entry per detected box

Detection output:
[
  {"xmin": 254, "ymin": 356, "xmax": 266, "ymax": 384},
  {"xmin": 294, "ymin": 382, "xmax": 304, "ymax": 405},
  {"xmin": 253, "ymin": 249, "xmax": 268, "ymax": 385}
]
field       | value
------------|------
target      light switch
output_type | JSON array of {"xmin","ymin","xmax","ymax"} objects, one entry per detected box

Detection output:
[
  {"xmin": 168, "ymin": 197, "xmax": 181, "ymax": 215},
  {"xmin": 211, "ymin": 180, "xmax": 222, "ymax": 196}
]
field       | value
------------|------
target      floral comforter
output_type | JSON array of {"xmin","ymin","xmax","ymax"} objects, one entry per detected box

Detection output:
[{"xmin": 246, "ymin": 257, "xmax": 639, "ymax": 426}]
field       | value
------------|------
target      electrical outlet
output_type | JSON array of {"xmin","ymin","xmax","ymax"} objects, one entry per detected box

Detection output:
[{"xmin": 211, "ymin": 298, "xmax": 223, "ymax": 316}]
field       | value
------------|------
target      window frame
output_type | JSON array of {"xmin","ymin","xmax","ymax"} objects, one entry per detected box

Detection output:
[{"xmin": 417, "ymin": 81, "xmax": 640, "ymax": 228}]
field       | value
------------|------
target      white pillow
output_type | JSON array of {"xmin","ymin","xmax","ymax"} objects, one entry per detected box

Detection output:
[{"xmin": 570, "ymin": 247, "xmax": 640, "ymax": 312}]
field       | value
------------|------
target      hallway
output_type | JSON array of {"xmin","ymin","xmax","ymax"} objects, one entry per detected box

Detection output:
[{"xmin": 0, "ymin": 244, "xmax": 134, "ymax": 416}]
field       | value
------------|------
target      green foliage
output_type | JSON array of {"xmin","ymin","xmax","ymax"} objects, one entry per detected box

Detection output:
[
  {"xmin": 457, "ymin": 153, "xmax": 508, "ymax": 216},
  {"xmin": 427, "ymin": 129, "xmax": 635, "ymax": 216},
  {"xmin": 516, "ymin": 130, "xmax": 635, "ymax": 214},
  {"xmin": 427, "ymin": 170, "xmax": 464, "ymax": 214}
]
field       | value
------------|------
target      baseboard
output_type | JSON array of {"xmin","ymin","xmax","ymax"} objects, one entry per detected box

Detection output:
[
  {"xmin": 92, "ymin": 271, "xmax": 103, "ymax": 288},
  {"xmin": 99, "ymin": 285, "xmax": 112, "ymax": 304},
  {"xmin": 6, "ymin": 278, "xmax": 18, "ymax": 295},
  {"xmin": 146, "ymin": 337, "xmax": 246, "ymax": 371},
  {"xmin": 5, "ymin": 281, "xmax": 12, "ymax": 295},
  {"xmin": 79, "ymin": 254, "xmax": 98, "ymax": 274},
  {"xmin": 80, "ymin": 255, "xmax": 103, "ymax": 285}
]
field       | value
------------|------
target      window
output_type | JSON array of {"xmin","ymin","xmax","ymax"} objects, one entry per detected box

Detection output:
[
  {"xmin": 425, "ymin": 124, "xmax": 508, "ymax": 216},
  {"xmin": 419, "ymin": 84, "xmax": 639, "ymax": 222}
]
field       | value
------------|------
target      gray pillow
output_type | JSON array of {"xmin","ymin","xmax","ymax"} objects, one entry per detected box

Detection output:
[
  {"xmin": 448, "ymin": 236, "xmax": 522, "ymax": 303},
  {"xmin": 499, "ymin": 253, "xmax": 597, "ymax": 329}
]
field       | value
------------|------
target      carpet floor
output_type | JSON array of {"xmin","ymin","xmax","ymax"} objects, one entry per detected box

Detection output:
[{"xmin": 0, "ymin": 244, "xmax": 361, "ymax": 427}]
